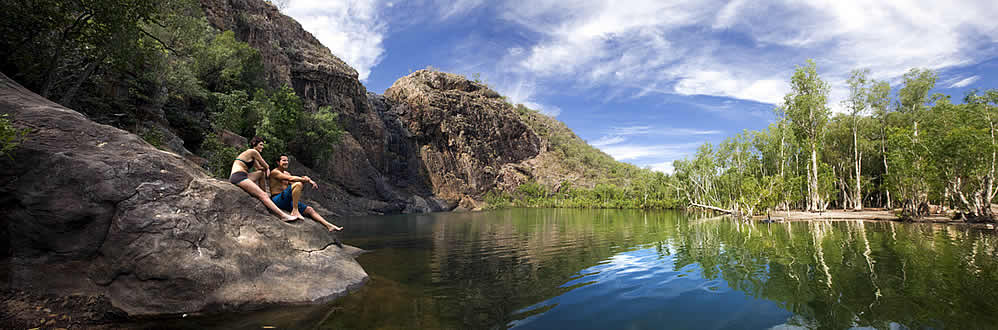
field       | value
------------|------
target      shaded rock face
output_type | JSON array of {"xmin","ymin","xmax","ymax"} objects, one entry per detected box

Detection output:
[
  {"xmin": 0, "ymin": 73, "xmax": 367, "ymax": 316},
  {"xmin": 197, "ymin": 0, "xmax": 540, "ymax": 208},
  {"xmin": 199, "ymin": 0, "xmax": 444, "ymax": 214},
  {"xmin": 385, "ymin": 70, "xmax": 542, "ymax": 201}
]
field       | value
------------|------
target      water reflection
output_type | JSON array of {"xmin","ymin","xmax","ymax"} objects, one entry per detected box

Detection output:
[
  {"xmin": 166, "ymin": 209, "xmax": 998, "ymax": 329},
  {"xmin": 514, "ymin": 217, "xmax": 998, "ymax": 329}
]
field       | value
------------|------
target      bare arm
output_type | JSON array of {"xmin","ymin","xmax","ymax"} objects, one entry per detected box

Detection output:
[
  {"xmin": 250, "ymin": 150, "xmax": 270, "ymax": 173},
  {"xmin": 269, "ymin": 170, "xmax": 309, "ymax": 183}
]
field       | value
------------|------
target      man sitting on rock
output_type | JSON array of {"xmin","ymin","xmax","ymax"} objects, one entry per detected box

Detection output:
[{"xmin": 269, "ymin": 154, "xmax": 343, "ymax": 231}]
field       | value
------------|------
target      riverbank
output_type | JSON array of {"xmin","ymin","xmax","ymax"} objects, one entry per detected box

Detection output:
[{"xmin": 752, "ymin": 209, "xmax": 997, "ymax": 229}]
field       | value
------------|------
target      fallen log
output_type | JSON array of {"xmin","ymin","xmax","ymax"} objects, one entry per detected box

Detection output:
[{"xmin": 689, "ymin": 203, "xmax": 734, "ymax": 214}]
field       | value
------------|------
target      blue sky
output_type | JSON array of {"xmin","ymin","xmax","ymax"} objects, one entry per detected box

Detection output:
[{"xmin": 282, "ymin": 0, "xmax": 998, "ymax": 173}]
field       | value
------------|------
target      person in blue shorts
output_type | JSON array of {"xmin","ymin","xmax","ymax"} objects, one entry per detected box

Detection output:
[
  {"xmin": 229, "ymin": 137, "xmax": 297, "ymax": 222},
  {"xmin": 268, "ymin": 154, "xmax": 343, "ymax": 231}
]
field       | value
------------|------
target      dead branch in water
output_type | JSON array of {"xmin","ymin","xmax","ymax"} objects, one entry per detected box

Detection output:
[{"xmin": 689, "ymin": 203, "xmax": 733, "ymax": 214}]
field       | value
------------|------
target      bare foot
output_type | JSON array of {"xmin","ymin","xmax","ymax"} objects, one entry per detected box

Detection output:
[
  {"xmin": 292, "ymin": 211, "xmax": 305, "ymax": 220},
  {"xmin": 281, "ymin": 214, "xmax": 298, "ymax": 222}
]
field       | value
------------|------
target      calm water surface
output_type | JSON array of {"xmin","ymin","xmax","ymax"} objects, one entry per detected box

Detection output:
[{"xmin": 174, "ymin": 208, "xmax": 998, "ymax": 329}]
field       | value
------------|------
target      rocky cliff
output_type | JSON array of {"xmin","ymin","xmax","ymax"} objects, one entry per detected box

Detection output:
[
  {"xmin": 0, "ymin": 73, "xmax": 367, "ymax": 316},
  {"xmin": 197, "ymin": 0, "xmax": 548, "ymax": 212}
]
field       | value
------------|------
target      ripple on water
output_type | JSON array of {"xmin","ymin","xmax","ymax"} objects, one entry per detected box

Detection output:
[{"xmin": 510, "ymin": 246, "xmax": 785, "ymax": 330}]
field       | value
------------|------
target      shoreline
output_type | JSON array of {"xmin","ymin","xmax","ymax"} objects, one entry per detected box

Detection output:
[{"xmin": 751, "ymin": 209, "xmax": 997, "ymax": 229}]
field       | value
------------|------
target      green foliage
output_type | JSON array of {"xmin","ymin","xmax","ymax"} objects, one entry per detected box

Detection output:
[
  {"xmin": 141, "ymin": 128, "xmax": 164, "ymax": 149},
  {"xmin": 489, "ymin": 103, "xmax": 681, "ymax": 210},
  {"xmin": 211, "ymin": 90, "xmax": 262, "ymax": 138},
  {"xmin": 0, "ymin": 114, "xmax": 30, "ymax": 159},
  {"xmin": 256, "ymin": 85, "xmax": 345, "ymax": 168},
  {"xmin": 193, "ymin": 30, "xmax": 266, "ymax": 93},
  {"xmin": 200, "ymin": 132, "xmax": 240, "ymax": 179}
]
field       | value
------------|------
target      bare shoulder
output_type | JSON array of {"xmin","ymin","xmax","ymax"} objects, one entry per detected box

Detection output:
[{"xmin": 237, "ymin": 148, "xmax": 257, "ymax": 159}]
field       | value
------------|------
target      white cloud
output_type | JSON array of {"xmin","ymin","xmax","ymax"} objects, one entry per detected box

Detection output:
[
  {"xmin": 598, "ymin": 142, "xmax": 700, "ymax": 161},
  {"xmin": 491, "ymin": 78, "xmax": 563, "ymax": 117},
  {"xmin": 600, "ymin": 145, "xmax": 674, "ymax": 161},
  {"xmin": 495, "ymin": 0, "xmax": 998, "ymax": 112},
  {"xmin": 435, "ymin": 0, "xmax": 486, "ymax": 19},
  {"xmin": 592, "ymin": 136, "xmax": 626, "ymax": 147},
  {"xmin": 607, "ymin": 126, "xmax": 721, "ymax": 137},
  {"xmin": 949, "ymin": 76, "xmax": 981, "ymax": 88},
  {"xmin": 283, "ymin": 0, "xmax": 387, "ymax": 81},
  {"xmin": 647, "ymin": 161, "xmax": 675, "ymax": 174}
]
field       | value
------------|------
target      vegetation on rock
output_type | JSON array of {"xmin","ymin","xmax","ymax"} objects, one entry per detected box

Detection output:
[
  {"xmin": 0, "ymin": 114, "xmax": 29, "ymax": 159},
  {"xmin": 1, "ymin": 0, "xmax": 341, "ymax": 176}
]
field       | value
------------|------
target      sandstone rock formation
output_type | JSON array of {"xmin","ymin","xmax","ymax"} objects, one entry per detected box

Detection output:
[
  {"xmin": 199, "ymin": 0, "xmax": 454, "ymax": 216},
  {"xmin": 196, "ymin": 0, "xmax": 543, "ymax": 212},
  {"xmin": 385, "ymin": 70, "xmax": 542, "ymax": 202},
  {"xmin": 0, "ymin": 73, "xmax": 367, "ymax": 316}
]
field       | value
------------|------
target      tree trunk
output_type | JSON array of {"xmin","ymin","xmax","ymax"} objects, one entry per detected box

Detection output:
[
  {"xmin": 883, "ymin": 142, "xmax": 891, "ymax": 209},
  {"xmin": 853, "ymin": 126, "xmax": 862, "ymax": 210},
  {"xmin": 810, "ymin": 141, "xmax": 821, "ymax": 211},
  {"xmin": 59, "ymin": 55, "xmax": 105, "ymax": 108},
  {"xmin": 39, "ymin": 45, "xmax": 65, "ymax": 99},
  {"xmin": 690, "ymin": 203, "xmax": 733, "ymax": 214}
]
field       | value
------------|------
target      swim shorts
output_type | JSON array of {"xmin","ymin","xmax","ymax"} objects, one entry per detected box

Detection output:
[{"xmin": 271, "ymin": 184, "xmax": 308, "ymax": 214}]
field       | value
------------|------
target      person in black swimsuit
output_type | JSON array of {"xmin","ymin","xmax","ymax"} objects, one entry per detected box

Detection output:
[{"xmin": 229, "ymin": 137, "xmax": 298, "ymax": 221}]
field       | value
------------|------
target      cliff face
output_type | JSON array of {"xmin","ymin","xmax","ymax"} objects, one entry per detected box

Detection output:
[
  {"xmin": 200, "ymin": 0, "xmax": 450, "ymax": 215},
  {"xmin": 385, "ymin": 71, "xmax": 542, "ymax": 203},
  {"xmin": 197, "ymin": 0, "xmax": 547, "ymax": 211},
  {"xmin": 0, "ymin": 73, "xmax": 368, "ymax": 316}
]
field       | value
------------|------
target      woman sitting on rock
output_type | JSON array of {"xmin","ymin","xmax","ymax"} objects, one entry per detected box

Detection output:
[{"xmin": 229, "ymin": 136, "xmax": 299, "ymax": 221}]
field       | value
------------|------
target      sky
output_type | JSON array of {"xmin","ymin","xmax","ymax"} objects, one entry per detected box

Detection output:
[{"xmin": 281, "ymin": 0, "xmax": 998, "ymax": 174}]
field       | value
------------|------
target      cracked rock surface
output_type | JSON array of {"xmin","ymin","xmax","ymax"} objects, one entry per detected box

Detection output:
[{"xmin": 0, "ymin": 73, "xmax": 368, "ymax": 316}]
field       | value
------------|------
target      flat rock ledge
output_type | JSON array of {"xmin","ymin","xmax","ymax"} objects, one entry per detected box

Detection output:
[{"xmin": 0, "ymin": 71, "xmax": 368, "ymax": 321}]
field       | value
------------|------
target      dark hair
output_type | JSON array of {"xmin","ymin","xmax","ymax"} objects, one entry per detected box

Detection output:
[
  {"xmin": 249, "ymin": 136, "xmax": 265, "ymax": 148},
  {"xmin": 276, "ymin": 154, "xmax": 289, "ymax": 165}
]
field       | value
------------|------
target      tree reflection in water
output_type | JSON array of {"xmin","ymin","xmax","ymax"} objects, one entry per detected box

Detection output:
[
  {"xmin": 669, "ymin": 218, "xmax": 998, "ymax": 329},
  {"xmin": 318, "ymin": 210, "xmax": 998, "ymax": 330}
]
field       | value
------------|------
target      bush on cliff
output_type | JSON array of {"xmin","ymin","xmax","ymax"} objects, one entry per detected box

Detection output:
[
  {"xmin": 0, "ymin": 114, "xmax": 29, "ymax": 159},
  {"xmin": 505, "ymin": 103, "xmax": 682, "ymax": 209},
  {"xmin": 255, "ymin": 85, "xmax": 345, "ymax": 169}
]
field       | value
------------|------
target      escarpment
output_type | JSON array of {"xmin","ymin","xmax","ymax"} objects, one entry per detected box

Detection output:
[
  {"xmin": 0, "ymin": 73, "xmax": 368, "ymax": 316},
  {"xmin": 198, "ymin": 0, "xmax": 548, "ymax": 210},
  {"xmin": 384, "ymin": 70, "xmax": 542, "ymax": 203}
]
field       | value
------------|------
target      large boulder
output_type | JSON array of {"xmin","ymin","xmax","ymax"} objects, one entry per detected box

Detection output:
[{"xmin": 0, "ymin": 73, "xmax": 367, "ymax": 316}]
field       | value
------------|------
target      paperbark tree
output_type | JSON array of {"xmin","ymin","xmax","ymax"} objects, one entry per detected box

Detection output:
[
  {"xmin": 844, "ymin": 69, "xmax": 870, "ymax": 210},
  {"xmin": 895, "ymin": 68, "xmax": 937, "ymax": 217},
  {"xmin": 868, "ymin": 80, "xmax": 892, "ymax": 209},
  {"xmin": 784, "ymin": 60, "xmax": 831, "ymax": 212}
]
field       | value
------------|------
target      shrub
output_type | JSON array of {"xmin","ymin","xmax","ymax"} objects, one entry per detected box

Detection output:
[
  {"xmin": 200, "ymin": 132, "xmax": 239, "ymax": 179},
  {"xmin": 0, "ymin": 114, "xmax": 29, "ymax": 159}
]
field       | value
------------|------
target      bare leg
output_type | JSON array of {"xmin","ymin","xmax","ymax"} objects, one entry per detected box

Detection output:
[
  {"xmin": 304, "ymin": 206, "xmax": 342, "ymax": 231},
  {"xmin": 249, "ymin": 171, "xmax": 267, "ymax": 194},
  {"xmin": 237, "ymin": 179, "xmax": 297, "ymax": 222},
  {"xmin": 291, "ymin": 182, "xmax": 305, "ymax": 220}
]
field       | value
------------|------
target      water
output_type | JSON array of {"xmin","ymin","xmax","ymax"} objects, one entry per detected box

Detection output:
[{"xmin": 169, "ymin": 208, "xmax": 998, "ymax": 329}]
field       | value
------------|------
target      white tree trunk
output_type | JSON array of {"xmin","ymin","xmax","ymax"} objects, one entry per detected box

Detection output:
[
  {"xmin": 810, "ymin": 141, "xmax": 821, "ymax": 211},
  {"xmin": 853, "ymin": 127, "xmax": 863, "ymax": 210}
]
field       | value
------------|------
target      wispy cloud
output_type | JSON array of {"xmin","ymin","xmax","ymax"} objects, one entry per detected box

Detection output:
[
  {"xmin": 607, "ymin": 126, "xmax": 722, "ymax": 137},
  {"xmin": 948, "ymin": 76, "xmax": 980, "ymax": 88},
  {"xmin": 495, "ymin": 0, "xmax": 998, "ymax": 112},
  {"xmin": 647, "ymin": 161, "xmax": 676, "ymax": 174},
  {"xmin": 591, "ymin": 136, "xmax": 626, "ymax": 147},
  {"xmin": 599, "ymin": 143, "xmax": 696, "ymax": 161},
  {"xmin": 284, "ymin": 0, "xmax": 387, "ymax": 81}
]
